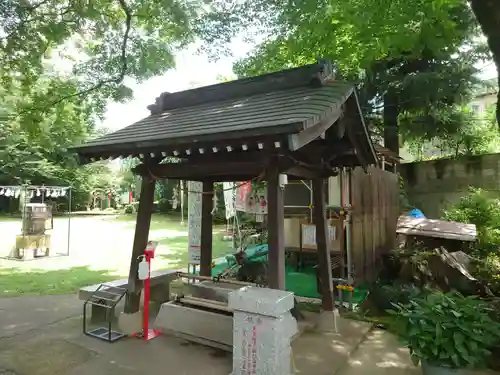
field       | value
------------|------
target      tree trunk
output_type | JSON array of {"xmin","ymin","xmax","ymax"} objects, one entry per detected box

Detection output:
[
  {"xmin": 469, "ymin": 0, "xmax": 500, "ymax": 125},
  {"xmin": 383, "ymin": 92, "xmax": 400, "ymax": 155}
]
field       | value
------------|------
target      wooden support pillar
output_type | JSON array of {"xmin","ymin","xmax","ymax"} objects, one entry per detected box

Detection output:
[
  {"xmin": 200, "ymin": 180, "xmax": 214, "ymax": 277},
  {"xmin": 125, "ymin": 176, "xmax": 156, "ymax": 313},
  {"xmin": 312, "ymin": 178, "xmax": 335, "ymax": 311},
  {"xmin": 267, "ymin": 165, "xmax": 286, "ymax": 290}
]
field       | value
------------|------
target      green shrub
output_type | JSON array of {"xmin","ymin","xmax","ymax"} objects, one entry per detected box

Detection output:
[
  {"xmin": 471, "ymin": 253, "xmax": 500, "ymax": 295},
  {"xmin": 124, "ymin": 204, "xmax": 134, "ymax": 214},
  {"xmin": 398, "ymin": 173, "xmax": 412, "ymax": 212},
  {"xmin": 391, "ymin": 291, "xmax": 500, "ymax": 368},
  {"xmin": 443, "ymin": 188, "xmax": 500, "ymax": 256},
  {"xmin": 366, "ymin": 283, "xmax": 424, "ymax": 314}
]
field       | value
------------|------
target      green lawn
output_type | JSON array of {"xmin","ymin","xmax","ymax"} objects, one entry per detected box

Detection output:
[
  {"xmin": 105, "ymin": 213, "xmax": 187, "ymax": 231},
  {"xmin": 157, "ymin": 234, "xmax": 235, "ymax": 267},
  {"xmin": 0, "ymin": 213, "xmax": 234, "ymax": 297},
  {"xmin": 106, "ymin": 213, "xmax": 234, "ymax": 266},
  {"xmin": 0, "ymin": 267, "xmax": 116, "ymax": 297},
  {"xmin": 0, "ymin": 215, "xmax": 20, "ymax": 222}
]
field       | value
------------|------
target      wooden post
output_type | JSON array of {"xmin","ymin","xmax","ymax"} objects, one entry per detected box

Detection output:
[
  {"xmin": 200, "ymin": 180, "xmax": 214, "ymax": 276},
  {"xmin": 125, "ymin": 176, "xmax": 156, "ymax": 313},
  {"xmin": 267, "ymin": 166, "xmax": 286, "ymax": 290},
  {"xmin": 312, "ymin": 178, "xmax": 335, "ymax": 311}
]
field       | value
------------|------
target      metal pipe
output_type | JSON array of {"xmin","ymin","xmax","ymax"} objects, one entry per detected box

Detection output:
[
  {"xmin": 297, "ymin": 179, "xmax": 314, "ymax": 223},
  {"xmin": 345, "ymin": 169, "xmax": 354, "ymax": 285},
  {"xmin": 182, "ymin": 295, "xmax": 228, "ymax": 306},
  {"xmin": 176, "ymin": 272, "xmax": 254, "ymax": 287},
  {"xmin": 346, "ymin": 169, "xmax": 354, "ymax": 310},
  {"xmin": 309, "ymin": 181, "xmax": 313, "ymax": 223},
  {"xmin": 339, "ymin": 171, "xmax": 346, "ymax": 279},
  {"xmin": 178, "ymin": 297, "xmax": 233, "ymax": 313},
  {"xmin": 300, "ymin": 180, "xmax": 312, "ymax": 192},
  {"xmin": 180, "ymin": 180, "xmax": 184, "ymax": 225},
  {"xmin": 67, "ymin": 187, "xmax": 72, "ymax": 256}
]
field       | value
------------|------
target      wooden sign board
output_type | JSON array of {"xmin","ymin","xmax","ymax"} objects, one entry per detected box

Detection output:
[
  {"xmin": 301, "ymin": 220, "xmax": 342, "ymax": 252},
  {"xmin": 284, "ymin": 218, "xmax": 307, "ymax": 248}
]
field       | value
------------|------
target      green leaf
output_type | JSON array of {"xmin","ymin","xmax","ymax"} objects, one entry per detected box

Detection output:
[{"xmin": 410, "ymin": 354, "xmax": 420, "ymax": 366}]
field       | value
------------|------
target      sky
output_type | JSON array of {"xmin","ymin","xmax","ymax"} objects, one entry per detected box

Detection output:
[{"xmin": 100, "ymin": 42, "xmax": 498, "ymax": 132}]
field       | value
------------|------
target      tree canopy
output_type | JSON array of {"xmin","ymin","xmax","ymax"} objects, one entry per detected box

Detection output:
[
  {"xmin": 0, "ymin": 0, "xmax": 238, "ymax": 109},
  {"xmin": 0, "ymin": 0, "xmax": 499, "ymax": 209},
  {"xmin": 228, "ymin": 0, "xmax": 493, "ymax": 154},
  {"xmin": 0, "ymin": 0, "xmax": 239, "ymax": 210}
]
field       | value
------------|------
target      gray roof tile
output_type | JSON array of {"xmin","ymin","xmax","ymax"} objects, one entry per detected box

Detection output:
[{"xmin": 78, "ymin": 81, "xmax": 354, "ymax": 151}]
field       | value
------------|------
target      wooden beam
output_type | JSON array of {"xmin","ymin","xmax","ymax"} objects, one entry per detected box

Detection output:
[
  {"xmin": 76, "ymin": 122, "xmax": 303, "ymax": 161},
  {"xmin": 200, "ymin": 180, "xmax": 214, "ymax": 276},
  {"xmin": 181, "ymin": 151, "xmax": 271, "ymax": 164},
  {"xmin": 288, "ymin": 108, "xmax": 343, "ymax": 151},
  {"xmin": 133, "ymin": 160, "xmax": 267, "ymax": 180},
  {"xmin": 312, "ymin": 178, "xmax": 335, "ymax": 311},
  {"xmin": 329, "ymin": 155, "xmax": 364, "ymax": 168},
  {"xmin": 344, "ymin": 95, "xmax": 372, "ymax": 167},
  {"xmin": 285, "ymin": 165, "xmax": 327, "ymax": 179},
  {"xmin": 267, "ymin": 163, "xmax": 286, "ymax": 290},
  {"xmin": 294, "ymin": 138, "xmax": 355, "ymax": 166},
  {"xmin": 125, "ymin": 176, "xmax": 156, "ymax": 313}
]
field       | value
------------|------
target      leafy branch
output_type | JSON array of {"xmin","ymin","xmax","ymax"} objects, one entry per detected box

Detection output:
[{"xmin": 28, "ymin": 0, "xmax": 133, "ymax": 112}]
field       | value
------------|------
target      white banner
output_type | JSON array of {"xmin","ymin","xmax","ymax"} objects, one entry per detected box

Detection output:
[
  {"xmin": 187, "ymin": 181, "xmax": 203, "ymax": 264},
  {"xmin": 223, "ymin": 182, "xmax": 236, "ymax": 220}
]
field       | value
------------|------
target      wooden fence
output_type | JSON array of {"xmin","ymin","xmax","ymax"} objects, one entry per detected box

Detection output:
[{"xmin": 350, "ymin": 166, "xmax": 400, "ymax": 284}]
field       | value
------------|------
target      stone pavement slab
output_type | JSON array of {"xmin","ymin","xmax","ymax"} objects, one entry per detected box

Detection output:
[
  {"xmin": 4, "ymin": 295, "xmax": 497, "ymax": 375},
  {"xmin": 336, "ymin": 329, "xmax": 419, "ymax": 375},
  {"xmin": 0, "ymin": 296, "xmax": 373, "ymax": 375},
  {"xmin": 0, "ymin": 295, "xmax": 81, "ymax": 338},
  {"xmin": 0, "ymin": 337, "xmax": 95, "ymax": 375},
  {"xmin": 336, "ymin": 329, "xmax": 500, "ymax": 375},
  {"xmin": 292, "ymin": 317, "xmax": 372, "ymax": 375},
  {"xmin": 0, "ymin": 315, "xmax": 232, "ymax": 375}
]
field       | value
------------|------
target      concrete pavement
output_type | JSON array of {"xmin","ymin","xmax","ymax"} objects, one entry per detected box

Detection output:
[{"xmin": 0, "ymin": 294, "xmax": 419, "ymax": 375}]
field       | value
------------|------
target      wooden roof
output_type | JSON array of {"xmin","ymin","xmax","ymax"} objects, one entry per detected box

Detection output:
[
  {"xmin": 72, "ymin": 61, "xmax": 377, "ymax": 167},
  {"xmin": 396, "ymin": 216, "xmax": 477, "ymax": 242},
  {"xmin": 374, "ymin": 144, "xmax": 403, "ymax": 163}
]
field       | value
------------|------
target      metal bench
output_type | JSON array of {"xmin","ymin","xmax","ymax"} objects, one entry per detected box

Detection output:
[{"xmin": 78, "ymin": 269, "xmax": 180, "ymax": 321}]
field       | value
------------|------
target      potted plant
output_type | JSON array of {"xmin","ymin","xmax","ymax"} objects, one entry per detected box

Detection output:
[{"xmin": 391, "ymin": 291, "xmax": 500, "ymax": 375}]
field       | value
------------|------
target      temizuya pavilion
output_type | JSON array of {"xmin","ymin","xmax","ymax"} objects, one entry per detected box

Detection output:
[{"xmin": 72, "ymin": 61, "xmax": 378, "ymax": 314}]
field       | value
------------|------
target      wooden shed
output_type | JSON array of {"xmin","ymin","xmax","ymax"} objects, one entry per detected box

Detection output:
[
  {"xmin": 72, "ymin": 61, "xmax": 386, "ymax": 312},
  {"xmin": 282, "ymin": 165, "xmax": 399, "ymax": 286}
]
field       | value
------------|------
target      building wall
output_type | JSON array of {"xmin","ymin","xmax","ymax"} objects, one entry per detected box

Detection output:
[
  {"xmin": 469, "ymin": 92, "xmax": 497, "ymax": 116},
  {"xmin": 399, "ymin": 153, "xmax": 500, "ymax": 218}
]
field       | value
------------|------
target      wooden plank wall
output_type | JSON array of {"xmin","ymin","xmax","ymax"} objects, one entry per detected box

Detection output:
[{"xmin": 350, "ymin": 166, "xmax": 399, "ymax": 284}]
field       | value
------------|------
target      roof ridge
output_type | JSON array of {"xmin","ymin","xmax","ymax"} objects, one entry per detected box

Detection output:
[{"xmin": 147, "ymin": 60, "xmax": 335, "ymax": 114}]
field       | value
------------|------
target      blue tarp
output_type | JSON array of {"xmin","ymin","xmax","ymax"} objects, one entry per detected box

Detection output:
[{"xmin": 408, "ymin": 208, "xmax": 425, "ymax": 219}]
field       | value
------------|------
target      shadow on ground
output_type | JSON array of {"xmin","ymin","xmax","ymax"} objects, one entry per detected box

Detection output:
[{"xmin": 0, "ymin": 267, "xmax": 116, "ymax": 297}]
